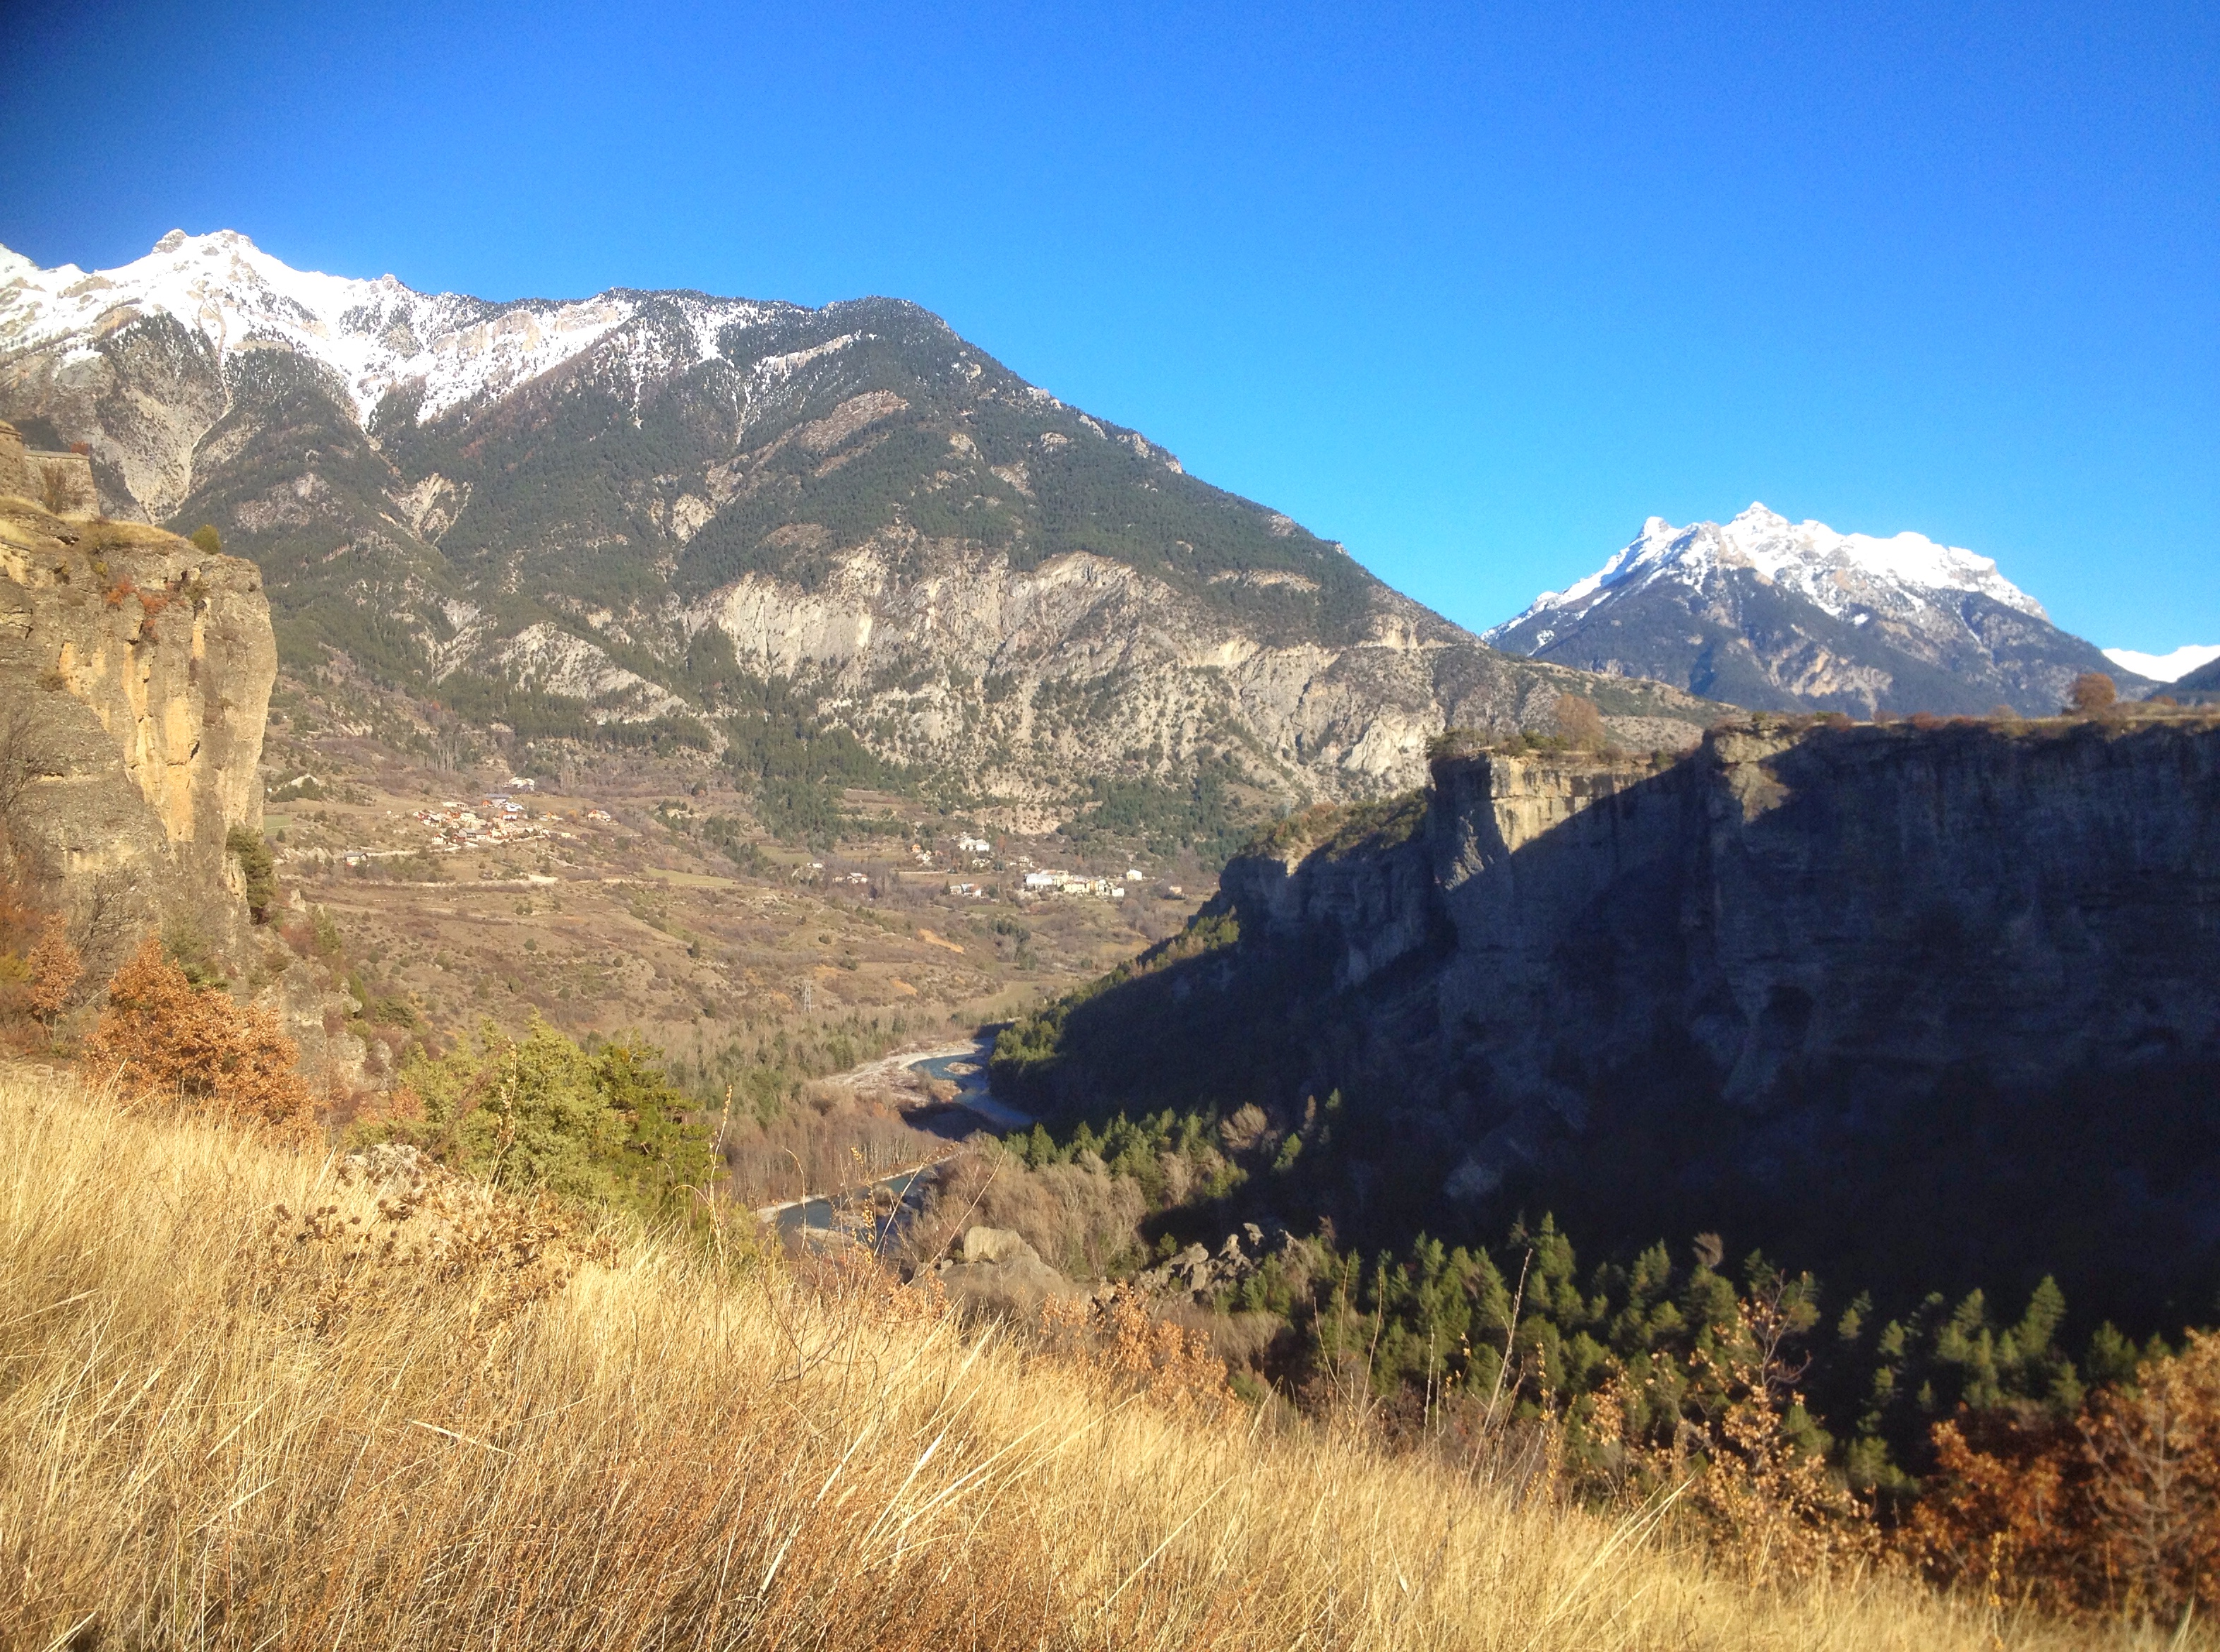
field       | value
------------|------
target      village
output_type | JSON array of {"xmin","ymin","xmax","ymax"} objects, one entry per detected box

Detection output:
[{"xmin": 409, "ymin": 777, "xmax": 582, "ymax": 854}]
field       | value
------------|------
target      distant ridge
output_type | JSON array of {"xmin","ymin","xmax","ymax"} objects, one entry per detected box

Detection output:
[{"xmin": 1484, "ymin": 503, "xmax": 2147, "ymax": 717}]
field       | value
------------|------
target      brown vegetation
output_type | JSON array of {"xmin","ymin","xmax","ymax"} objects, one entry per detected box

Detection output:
[
  {"xmin": 0, "ymin": 1065, "xmax": 2153, "ymax": 1651},
  {"xmin": 83, "ymin": 935, "xmax": 314, "ymax": 1132},
  {"xmin": 2068, "ymin": 671, "xmax": 2119, "ymax": 714},
  {"xmin": 23, "ymin": 916, "xmax": 80, "ymax": 1041},
  {"xmin": 904, "ymin": 1141, "xmax": 1152, "ymax": 1276},
  {"xmin": 1905, "ymin": 1331, "xmax": 2220, "ymax": 1622},
  {"xmin": 1554, "ymin": 691, "xmax": 1609, "ymax": 750},
  {"xmin": 721, "ymin": 1083, "xmax": 958, "ymax": 1207}
]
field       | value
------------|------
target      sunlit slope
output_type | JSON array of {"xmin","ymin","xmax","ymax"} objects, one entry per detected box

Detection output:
[{"xmin": 0, "ymin": 1066, "xmax": 2102, "ymax": 1651}]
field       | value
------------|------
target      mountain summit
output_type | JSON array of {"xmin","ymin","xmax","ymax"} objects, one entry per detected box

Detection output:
[
  {"xmin": 1484, "ymin": 503, "xmax": 2143, "ymax": 716},
  {"xmin": 0, "ymin": 229, "xmax": 788, "ymax": 505},
  {"xmin": 0, "ymin": 233, "xmax": 1710, "ymax": 833}
]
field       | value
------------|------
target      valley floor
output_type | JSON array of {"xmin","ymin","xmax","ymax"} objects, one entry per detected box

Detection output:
[{"xmin": 0, "ymin": 1064, "xmax": 2178, "ymax": 1651}]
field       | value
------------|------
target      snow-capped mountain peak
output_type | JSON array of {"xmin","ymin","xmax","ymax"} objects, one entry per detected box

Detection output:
[
  {"xmin": 1489, "ymin": 503, "xmax": 2048, "ymax": 642},
  {"xmin": 1480, "ymin": 503, "xmax": 2126, "ymax": 717},
  {"xmin": 0, "ymin": 230, "xmax": 778, "ymax": 423}
]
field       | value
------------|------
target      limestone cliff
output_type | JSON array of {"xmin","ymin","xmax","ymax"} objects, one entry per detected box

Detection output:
[
  {"xmin": 1, "ymin": 494, "xmax": 276, "ymax": 971},
  {"xmin": 1014, "ymin": 712, "xmax": 2220, "ymax": 1319}
]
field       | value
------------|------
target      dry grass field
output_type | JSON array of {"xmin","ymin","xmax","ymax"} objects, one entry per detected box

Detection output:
[{"xmin": 0, "ymin": 1065, "xmax": 2192, "ymax": 1651}]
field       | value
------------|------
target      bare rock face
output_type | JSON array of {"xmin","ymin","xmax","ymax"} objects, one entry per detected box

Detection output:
[
  {"xmin": 1032, "ymin": 713, "xmax": 2220, "ymax": 1317},
  {"xmin": 0, "ymin": 497, "xmax": 273, "ymax": 971},
  {"xmin": 1217, "ymin": 719, "xmax": 2220, "ymax": 1134},
  {"xmin": 683, "ymin": 540, "xmax": 1681, "ymax": 803}
]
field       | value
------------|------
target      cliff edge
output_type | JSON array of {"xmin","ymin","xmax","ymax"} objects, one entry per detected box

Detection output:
[{"xmin": 1002, "ymin": 712, "xmax": 2220, "ymax": 1323}]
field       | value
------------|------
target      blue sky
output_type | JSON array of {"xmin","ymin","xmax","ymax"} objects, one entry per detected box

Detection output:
[{"xmin": 5, "ymin": 0, "xmax": 2214, "ymax": 648}]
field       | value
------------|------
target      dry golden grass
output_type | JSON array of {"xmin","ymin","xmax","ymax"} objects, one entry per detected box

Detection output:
[{"xmin": 0, "ymin": 1065, "xmax": 2190, "ymax": 1651}]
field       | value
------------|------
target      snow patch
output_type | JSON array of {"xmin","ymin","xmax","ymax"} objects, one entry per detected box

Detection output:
[
  {"xmin": 2104, "ymin": 644, "xmax": 2220, "ymax": 684},
  {"xmin": 0, "ymin": 230, "xmax": 781, "ymax": 424}
]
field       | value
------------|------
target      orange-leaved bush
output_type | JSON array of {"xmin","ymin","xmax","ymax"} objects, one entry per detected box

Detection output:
[
  {"xmin": 1038, "ymin": 1283, "xmax": 1238, "ymax": 1420},
  {"xmin": 1903, "ymin": 1330, "xmax": 2220, "ymax": 1620},
  {"xmin": 84, "ymin": 936, "xmax": 313, "ymax": 1132},
  {"xmin": 25, "ymin": 916, "xmax": 81, "ymax": 1036}
]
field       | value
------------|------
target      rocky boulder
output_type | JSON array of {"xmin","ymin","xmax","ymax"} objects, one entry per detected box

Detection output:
[{"xmin": 935, "ymin": 1224, "xmax": 1088, "ymax": 1318}]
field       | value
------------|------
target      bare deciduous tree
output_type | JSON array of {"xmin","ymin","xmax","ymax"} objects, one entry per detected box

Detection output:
[{"xmin": 2066, "ymin": 671, "xmax": 2118, "ymax": 714}]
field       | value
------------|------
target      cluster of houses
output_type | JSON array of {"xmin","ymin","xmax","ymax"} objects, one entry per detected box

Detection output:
[
  {"xmin": 1019, "ymin": 869, "xmax": 1128, "ymax": 900},
  {"xmin": 412, "ymin": 794, "xmax": 570, "ymax": 852}
]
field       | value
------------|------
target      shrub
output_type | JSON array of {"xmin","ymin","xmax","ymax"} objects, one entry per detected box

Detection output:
[
  {"xmin": 1038, "ymin": 1283, "xmax": 1237, "ymax": 1420},
  {"xmin": 1902, "ymin": 1329, "xmax": 2220, "ymax": 1619},
  {"xmin": 188, "ymin": 522, "xmax": 222, "ymax": 553},
  {"xmin": 357, "ymin": 1017, "xmax": 715, "ymax": 1224},
  {"xmin": 83, "ymin": 936, "xmax": 313, "ymax": 1132},
  {"xmin": 25, "ymin": 916, "xmax": 80, "ymax": 1041}
]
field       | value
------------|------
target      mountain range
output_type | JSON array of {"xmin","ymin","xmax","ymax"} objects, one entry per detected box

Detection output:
[
  {"xmin": 0, "ymin": 230, "xmax": 1710, "ymax": 843},
  {"xmin": 1484, "ymin": 503, "xmax": 2152, "ymax": 717}
]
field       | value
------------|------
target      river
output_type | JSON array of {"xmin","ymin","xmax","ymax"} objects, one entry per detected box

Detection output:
[{"xmin": 755, "ymin": 1034, "xmax": 1034, "ymax": 1237}]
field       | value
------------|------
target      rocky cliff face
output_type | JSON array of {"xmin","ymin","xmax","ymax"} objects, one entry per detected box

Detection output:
[
  {"xmin": 0, "ymin": 496, "xmax": 272, "ymax": 966},
  {"xmin": 0, "ymin": 490, "xmax": 367, "ymax": 1088},
  {"xmin": 1034, "ymin": 712, "xmax": 2220, "ymax": 1317}
]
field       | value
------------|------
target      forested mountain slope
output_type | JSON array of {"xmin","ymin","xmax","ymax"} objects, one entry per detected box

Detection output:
[{"xmin": 0, "ymin": 232, "xmax": 1710, "ymax": 829}]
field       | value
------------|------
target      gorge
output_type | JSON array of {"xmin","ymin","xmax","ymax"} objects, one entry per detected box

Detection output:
[{"xmin": 996, "ymin": 709, "xmax": 2220, "ymax": 1328}]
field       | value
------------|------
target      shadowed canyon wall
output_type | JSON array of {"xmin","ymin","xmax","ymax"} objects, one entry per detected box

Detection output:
[{"xmin": 1021, "ymin": 717, "xmax": 2220, "ymax": 1322}]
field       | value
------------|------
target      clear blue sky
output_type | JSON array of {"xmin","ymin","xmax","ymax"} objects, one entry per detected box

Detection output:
[{"xmin": 6, "ymin": 0, "xmax": 2214, "ymax": 648}]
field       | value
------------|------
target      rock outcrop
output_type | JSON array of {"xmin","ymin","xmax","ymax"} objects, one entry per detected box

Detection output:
[
  {"xmin": 0, "ymin": 421, "xmax": 98, "ymax": 518},
  {"xmin": 0, "ymin": 487, "xmax": 366, "ymax": 1089},
  {"xmin": 1015, "ymin": 711, "xmax": 2220, "ymax": 1320},
  {"xmin": 0, "ymin": 494, "xmax": 273, "ymax": 971},
  {"xmin": 933, "ymin": 1225, "xmax": 1088, "ymax": 1317}
]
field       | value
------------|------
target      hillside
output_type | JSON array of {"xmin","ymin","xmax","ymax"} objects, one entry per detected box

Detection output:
[
  {"xmin": 1484, "ymin": 504, "xmax": 2146, "ymax": 716},
  {"xmin": 0, "ymin": 232, "xmax": 1710, "ymax": 842},
  {"xmin": 0, "ymin": 1061, "xmax": 2128, "ymax": 1651},
  {"xmin": 2168, "ymin": 653, "xmax": 2220, "ymax": 705}
]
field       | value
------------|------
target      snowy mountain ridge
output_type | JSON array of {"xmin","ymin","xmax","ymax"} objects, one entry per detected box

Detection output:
[
  {"xmin": 1483, "ymin": 503, "xmax": 2137, "ymax": 717},
  {"xmin": 1487, "ymin": 503, "xmax": 2046, "ymax": 650},
  {"xmin": 0, "ymin": 229, "xmax": 784, "ymax": 423},
  {"xmin": 0, "ymin": 226, "xmax": 1717, "ymax": 810}
]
